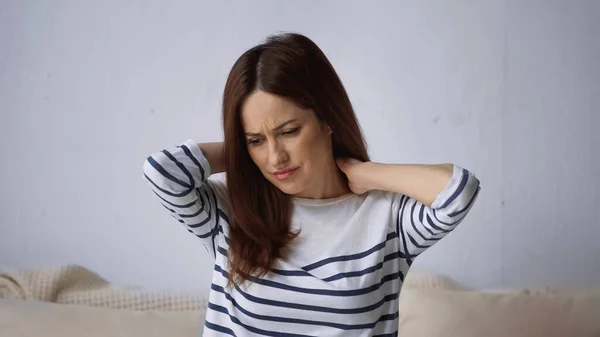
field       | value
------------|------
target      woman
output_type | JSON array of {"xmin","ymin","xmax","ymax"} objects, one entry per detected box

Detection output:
[{"xmin": 143, "ymin": 33, "xmax": 480, "ymax": 336}]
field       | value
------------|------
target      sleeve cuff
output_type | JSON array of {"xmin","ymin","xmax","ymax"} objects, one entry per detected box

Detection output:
[
  {"xmin": 430, "ymin": 164, "xmax": 464, "ymax": 209},
  {"xmin": 183, "ymin": 139, "xmax": 212, "ymax": 179}
]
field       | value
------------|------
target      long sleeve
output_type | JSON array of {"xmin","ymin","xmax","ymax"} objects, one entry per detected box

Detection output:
[
  {"xmin": 393, "ymin": 165, "xmax": 481, "ymax": 261},
  {"xmin": 142, "ymin": 139, "xmax": 229, "ymax": 258}
]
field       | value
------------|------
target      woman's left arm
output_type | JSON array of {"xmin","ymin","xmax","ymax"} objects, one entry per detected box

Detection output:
[
  {"xmin": 337, "ymin": 159, "xmax": 476, "ymax": 206},
  {"xmin": 357, "ymin": 162, "xmax": 456, "ymax": 206},
  {"xmin": 337, "ymin": 159, "xmax": 481, "ymax": 258}
]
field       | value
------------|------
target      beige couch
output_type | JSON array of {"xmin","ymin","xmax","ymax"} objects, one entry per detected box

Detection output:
[{"xmin": 1, "ymin": 265, "xmax": 599, "ymax": 337}]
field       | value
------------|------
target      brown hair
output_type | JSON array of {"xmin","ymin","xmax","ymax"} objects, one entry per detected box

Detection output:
[{"xmin": 222, "ymin": 32, "xmax": 369, "ymax": 285}]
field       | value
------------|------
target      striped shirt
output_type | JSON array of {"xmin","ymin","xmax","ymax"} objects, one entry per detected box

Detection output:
[{"xmin": 143, "ymin": 139, "xmax": 481, "ymax": 336}]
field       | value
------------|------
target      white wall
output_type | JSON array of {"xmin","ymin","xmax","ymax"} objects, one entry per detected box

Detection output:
[{"xmin": 1, "ymin": 0, "xmax": 598, "ymax": 292}]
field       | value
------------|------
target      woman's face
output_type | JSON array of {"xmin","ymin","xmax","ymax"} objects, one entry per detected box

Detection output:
[{"xmin": 241, "ymin": 90, "xmax": 333, "ymax": 197}]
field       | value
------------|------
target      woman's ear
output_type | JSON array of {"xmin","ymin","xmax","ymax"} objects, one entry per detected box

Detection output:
[{"xmin": 325, "ymin": 124, "xmax": 333, "ymax": 135}]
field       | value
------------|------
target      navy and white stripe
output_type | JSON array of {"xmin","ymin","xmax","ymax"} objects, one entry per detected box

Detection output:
[{"xmin": 143, "ymin": 139, "xmax": 481, "ymax": 336}]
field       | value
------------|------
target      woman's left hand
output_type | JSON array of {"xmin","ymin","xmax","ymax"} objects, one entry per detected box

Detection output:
[{"xmin": 336, "ymin": 158, "xmax": 373, "ymax": 195}]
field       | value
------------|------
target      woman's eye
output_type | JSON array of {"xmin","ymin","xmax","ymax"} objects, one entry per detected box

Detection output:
[
  {"xmin": 248, "ymin": 139, "xmax": 263, "ymax": 146},
  {"xmin": 282, "ymin": 128, "xmax": 299, "ymax": 136}
]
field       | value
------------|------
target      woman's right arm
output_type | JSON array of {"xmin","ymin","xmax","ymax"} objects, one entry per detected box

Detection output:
[{"xmin": 142, "ymin": 139, "xmax": 228, "ymax": 258}]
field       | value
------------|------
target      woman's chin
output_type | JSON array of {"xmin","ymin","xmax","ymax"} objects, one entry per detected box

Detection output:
[
  {"xmin": 278, "ymin": 185, "xmax": 302, "ymax": 196},
  {"xmin": 272, "ymin": 181, "xmax": 303, "ymax": 196}
]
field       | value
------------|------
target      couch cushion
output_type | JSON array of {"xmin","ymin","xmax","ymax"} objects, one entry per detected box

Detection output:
[
  {"xmin": 398, "ymin": 286, "xmax": 600, "ymax": 337},
  {"xmin": 0, "ymin": 299, "xmax": 204, "ymax": 337}
]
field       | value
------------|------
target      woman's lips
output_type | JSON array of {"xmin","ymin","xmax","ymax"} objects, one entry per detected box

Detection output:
[{"xmin": 273, "ymin": 167, "xmax": 299, "ymax": 180}]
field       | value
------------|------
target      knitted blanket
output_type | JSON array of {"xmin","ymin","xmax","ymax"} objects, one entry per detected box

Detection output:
[{"xmin": 0, "ymin": 264, "xmax": 206, "ymax": 311}]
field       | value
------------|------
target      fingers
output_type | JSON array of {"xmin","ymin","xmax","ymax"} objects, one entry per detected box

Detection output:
[{"xmin": 335, "ymin": 158, "xmax": 350, "ymax": 171}]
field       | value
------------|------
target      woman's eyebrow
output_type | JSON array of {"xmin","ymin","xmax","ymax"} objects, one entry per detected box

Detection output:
[{"xmin": 244, "ymin": 119, "xmax": 298, "ymax": 137}]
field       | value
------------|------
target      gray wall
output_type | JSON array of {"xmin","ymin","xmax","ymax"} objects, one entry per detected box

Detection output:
[{"xmin": 1, "ymin": 0, "xmax": 598, "ymax": 291}]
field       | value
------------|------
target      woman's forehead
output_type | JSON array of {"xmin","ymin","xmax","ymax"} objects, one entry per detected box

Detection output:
[{"xmin": 241, "ymin": 91, "xmax": 309, "ymax": 130}]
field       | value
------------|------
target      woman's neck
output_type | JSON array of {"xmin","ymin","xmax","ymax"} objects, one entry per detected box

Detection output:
[{"xmin": 302, "ymin": 161, "xmax": 351, "ymax": 200}]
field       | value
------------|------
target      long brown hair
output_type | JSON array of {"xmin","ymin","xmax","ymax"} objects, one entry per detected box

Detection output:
[{"xmin": 222, "ymin": 32, "xmax": 369, "ymax": 285}]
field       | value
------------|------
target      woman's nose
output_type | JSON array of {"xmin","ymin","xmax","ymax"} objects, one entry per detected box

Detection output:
[{"xmin": 268, "ymin": 141, "xmax": 289, "ymax": 167}]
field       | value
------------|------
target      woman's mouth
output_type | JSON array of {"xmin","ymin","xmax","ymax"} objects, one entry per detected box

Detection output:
[{"xmin": 273, "ymin": 167, "xmax": 299, "ymax": 180}]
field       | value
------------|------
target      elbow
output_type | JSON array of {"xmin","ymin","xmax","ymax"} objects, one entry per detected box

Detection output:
[
  {"xmin": 142, "ymin": 154, "xmax": 164, "ymax": 182},
  {"xmin": 457, "ymin": 165, "xmax": 481, "ymax": 195},
  {"xmin": 459, "ymin": 169, "xmax": 481, "ymax": 208},
  {"xmin": 142, "ymin": 156, "xmax": 154, "ymax": 177},
  {"xmin": 433, "ymin": 165, "xmax": 481, "ymax": 211}
]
